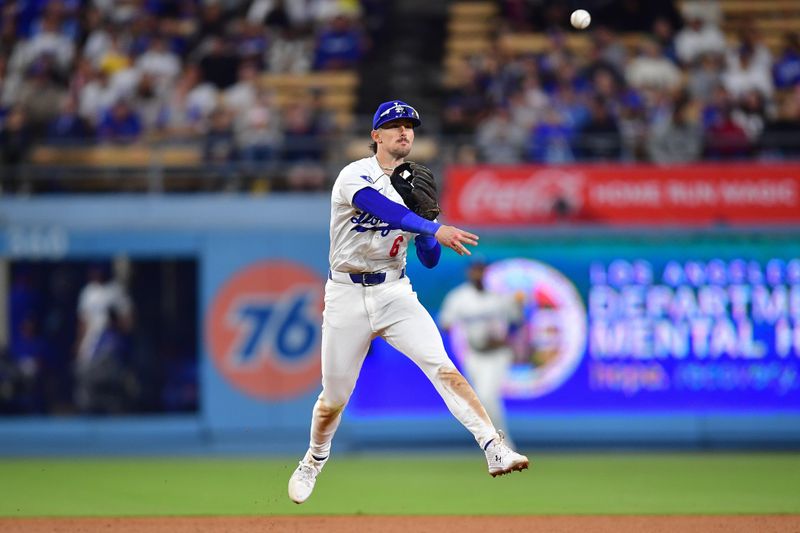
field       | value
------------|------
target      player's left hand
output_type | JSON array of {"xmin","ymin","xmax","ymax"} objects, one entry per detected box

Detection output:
[{"xmin": 435, "ymin": 225, "xmax": 479, "ymax": 256}]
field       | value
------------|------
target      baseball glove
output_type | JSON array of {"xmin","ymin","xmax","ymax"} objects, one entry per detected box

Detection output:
[{"xmin": 389, "ymin": 161, "xmax": 441, "ymax": 221}]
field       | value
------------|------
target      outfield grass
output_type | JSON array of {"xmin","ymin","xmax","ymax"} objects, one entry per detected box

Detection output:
[{"xmin": 1, "ymin": 453, "xmax": 798, "ymax": 516}]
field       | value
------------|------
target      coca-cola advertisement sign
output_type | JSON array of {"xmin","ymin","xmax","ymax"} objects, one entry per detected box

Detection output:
[{"xmin": 443, "ymin": 164, "xmax": 800, "ymax": 226}]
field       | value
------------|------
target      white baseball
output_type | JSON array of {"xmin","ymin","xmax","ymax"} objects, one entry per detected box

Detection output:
[{"xmin": 570, "ymin": 9, "xmax": 591, "ymax": 30}]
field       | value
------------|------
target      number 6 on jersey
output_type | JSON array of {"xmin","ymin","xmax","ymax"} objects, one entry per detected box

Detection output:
[{"xmin": 389, "ymin": 235, "xmax": 404, "ymax": 257}]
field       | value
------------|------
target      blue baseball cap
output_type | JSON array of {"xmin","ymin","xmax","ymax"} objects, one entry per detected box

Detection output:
[{"xmin": 372, "ymin": 100, "xmax": 421, "ymax": 130}]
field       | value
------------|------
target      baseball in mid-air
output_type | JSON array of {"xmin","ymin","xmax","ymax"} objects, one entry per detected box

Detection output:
[{"xmin": 570, "ymin": 9, "xmax": 591, "ymax": 30}]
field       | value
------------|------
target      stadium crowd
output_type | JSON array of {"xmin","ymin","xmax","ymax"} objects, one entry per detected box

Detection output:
[
  {"xmin": 0, "ymin": 0, "xmax": 373, "ymax": 191},
  {"xmin": 446, "ymin": 1, "xmax": 800, "ymax": 164},
  {"xmin": 1, "ymin": 0, "xmax": 799, "ymax": 193}
]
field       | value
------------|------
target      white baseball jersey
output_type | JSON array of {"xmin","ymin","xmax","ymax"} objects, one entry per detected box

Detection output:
[
  {"xmin": 328, "ymin": 156, "xmax": 414, "ymax": 273},
  {"xmin": 76, "ymin": 280, "xmax": 132, "ymax": 364},
  {"xmin": 306, "ymin": 156, "xmax": 498, "ymax": 461},
  {"xmin": 440, "ymin": 283, "xmax": 521, "ymax": 354}
]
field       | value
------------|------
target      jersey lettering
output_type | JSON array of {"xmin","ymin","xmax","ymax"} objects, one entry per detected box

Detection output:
[{"xmin": 350, "ymin": 210, "xmax": 396, "ymax": 237}]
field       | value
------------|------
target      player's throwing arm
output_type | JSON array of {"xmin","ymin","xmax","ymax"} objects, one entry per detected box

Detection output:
[{"xmin": 435, "ymin": 225, "xmax": 479, "ymax": 256}]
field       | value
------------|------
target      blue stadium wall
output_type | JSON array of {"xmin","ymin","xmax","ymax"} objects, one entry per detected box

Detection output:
[{"xmin": 1, "ymin": 195, "xmax": 799, "ymax": 455}]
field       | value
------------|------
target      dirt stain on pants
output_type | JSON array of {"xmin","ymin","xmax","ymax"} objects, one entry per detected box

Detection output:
[{"xmin": 437, "ymin": 366, "xmax": 493, "ymax": 428}]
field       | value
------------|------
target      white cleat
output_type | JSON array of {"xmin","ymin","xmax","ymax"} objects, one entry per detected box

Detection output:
[
  {"xmin": 485, "ymin": 432, "xmax": 529, "ymax": 477},
  {"xmin": 287, "ymin": 451, "xmax": 326, "ymax": 504}
]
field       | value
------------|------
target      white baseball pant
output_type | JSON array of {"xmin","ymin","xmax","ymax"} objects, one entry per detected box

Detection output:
[
  {"xmin": 307, "ymin": 275, "xmax": 498, "ymax": 459},
  {"xmin": 463, "ymin": 348, "xmax": 513, "ymax": 441}
]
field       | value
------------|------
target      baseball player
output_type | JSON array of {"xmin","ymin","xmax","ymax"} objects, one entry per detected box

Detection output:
[
  {"xmin": 288, "ymin": 100, "xmax": 529, "ymax": 505},
  {"xmin": 440, "ymin": 260, "xmax": 524, "ymax": 447}
]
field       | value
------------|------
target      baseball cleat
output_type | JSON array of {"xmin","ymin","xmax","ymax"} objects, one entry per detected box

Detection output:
[
  {"xmin": 484, "ymin": 432, "xmax": 529, "ymax": 477},
  {"xmin": 288, "ymin": 451, "xmax": 327, "ymax": 504}
]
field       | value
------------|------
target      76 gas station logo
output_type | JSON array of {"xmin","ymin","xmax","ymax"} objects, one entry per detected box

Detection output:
[{"xmin": 207, "ymin": 261, "xmax": 323, "ymax": 400}]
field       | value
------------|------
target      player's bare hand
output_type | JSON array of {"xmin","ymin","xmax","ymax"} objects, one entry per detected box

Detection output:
[{"xmin": 435, "ymin": 225, "xmax": 479, "ymax": 256}]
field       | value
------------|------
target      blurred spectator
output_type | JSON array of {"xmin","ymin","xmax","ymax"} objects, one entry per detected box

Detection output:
[
  {"xmin": 195, "ymin": 1, "xmax": 232, "ymax": 41},
  {"xmin": 773, "ymin": 32, "xmax": 800, "ymax": 90},
  {"xmin": 551, "ymin": 82, "xmax": 590, "ymax": 131},
  {"xmin": 15, "ymin": 57, "xmax": 67, "ymax": 134},
  {"xmin": 626, "ymin": 38, "xmax": 682, "ymax": 94},
  {"xmin": 723, "ymin": 45, "xmax": 774, "ymax": 99},
  {"xmin": 576, "ymin": 97, "xmax": 622, "ymax": 161},
  {"xmin": 732, "ymin": 90, "xmax": 767, "ymax": 142},
  {"xmin": 309, "ymin": 88, "xmax": 337, "ymax": 134},
  {"xmin": 591, "ymin": 26, "xmax": 628, "ymax": 77},
  {"xmin": 618, "ymin": 95, "xmax": 649, "ymax": 161},
  {"xmin": 163, "ymin": 63, "xmax": 218, "ymax": 137},
  {"xmin": 10, "ymin": 9, "xmax": 75, "ymax": 75},
  {"xmin": 647, "ymin": 94, "xmax": 703, "ymax": 164},
  {"xmin": 131, "ymin": 72, "xmax": 168, "ymax": 132},
  {"xmin": 651, "ymin": 16, "xmax": 679, "ymax": 64},
  {"xmin": 98, "ymin": 32, "xmax": 132, "ymax": 77},
  {"xmin": 268, "ymin": 25, "xmax": 313, "ymax": 73},
  {"xmin": 443, "ymin": 69, "xmax": 491, "ymax": 135},
  {"xmin": 199, "ymin": 36, "xmax": 241, "ymax": 89},
  {"xmin": 475, "ymin": 106, "xmax": 527, "ymax": 164},
  {"xmin": 761, "ymin": 94, "xmax": 800, "ymax": 157},
  {"xmin": 236, "ymin": 90, "xmax": 283, "ymax": 173},
  {"xmin": 203, "ymin": 106, "xmax": 239, "ymax": 183},
  {"xmin": 507, "ymin": 86, "xmax": 543, "ymax": 132},
  {"xmin": 528, "ymin": 107, "xmax": 574, "ymax": 164},
  {"xmin": 82, "ymin": 16, "xmax": 113, "ymax": 67},
  {"xmin": 734, "ymin": 25, "xmax": 773, "ymax": 73},
  {"xmin": 679, "ymin": 0, "xmax": 722, "ymax": 27},
  {"xmin": 687, "ymin": 53, "xmax": 724, "ymax": 103},
  {"xmin": 231, "ymin": 24, "xmax": 264, "ymax": 67},
  {"xmin": 0, "ymin": 107, "xmax": 32, "ymax": 192},
  {"xmin": 0, "ymin": 54, "xmax": 16, "ymax": 108},
  {"xmin": 674, "ymin": 9, "xmax": 726, "ymax": 65},
  {"xmin": 47, "ymin": 97, "xmax": 93, "ymax": 142},
  {"xmin": 249, "ymin": 0, "xmax": 294, "ymax": 31},
  {"xmin": 282, "ymin": 100, "xmax": 324, "ymax": 161},
  {"xmin": 97, "ymin": 99, "xmax": 142, "ymax": 144},
  {"xmin": 313, "ymin": 14, "xmax": 366, "ymax": 71},
  {"xmin": 704, "ymin": 101, "xmax": 753, "ymax": 160},
  {"xmin": 9, "ymin": 315, "xmax": 50, "ymax": 413},
  {"xmin": 135, "ymin": 35, "xmax": 181, "ymax": 92},
  {"xmin": 224, "ymin": 60, "xmax": 259, "ymax": 117},
  {"xmin": 78, "ymin": 67, "xmax": 118, "ymax": 127}
]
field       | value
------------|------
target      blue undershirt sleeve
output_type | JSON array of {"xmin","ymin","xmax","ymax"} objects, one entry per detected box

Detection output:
[
  {"xmin": 352, "ymin": 187, "xmax": 441, "ymax": 236},
  {"xmin": 415, "ymin": 235, "xmax": 441, "ymax": 268}
]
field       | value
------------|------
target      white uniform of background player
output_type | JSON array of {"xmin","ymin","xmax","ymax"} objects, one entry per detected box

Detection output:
[
  {"xmin": 440, "ymin": 261, "xmax": 522, "ymax": 445},
  {"xmin": 288, "ymin": 100, "xmax": 528, "ymax": 504},
  {"xmin": 76, "ymin": 264, "xmax": 132, "ymax": 366}
]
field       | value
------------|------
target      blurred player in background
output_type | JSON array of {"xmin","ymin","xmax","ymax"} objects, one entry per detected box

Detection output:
[
  {"xmin": 440, "ymin": 260, "xmax": 524, "ymax": 447},
  {"xmin": 74, "ymin": 262, "xmax": 133, "ymax": 413},
  {"xmin": 287, "ymin": 100, "xmax": 529, "ymax": 505}
]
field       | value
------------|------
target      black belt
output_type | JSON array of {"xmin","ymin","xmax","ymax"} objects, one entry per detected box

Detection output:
[{"xmin": 328, "ymin": 268, "xmax": 405, "ymax": 286}]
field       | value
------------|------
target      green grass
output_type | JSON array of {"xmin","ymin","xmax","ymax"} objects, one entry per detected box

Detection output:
[{"xmin": 1, "ymin": 453, "xmax": 798, "ymax": 516}]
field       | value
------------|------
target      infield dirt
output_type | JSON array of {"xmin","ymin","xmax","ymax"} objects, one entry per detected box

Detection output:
[{"xmin": 2, "ymin": 515, "xmax": 799, "ymax": 533}]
